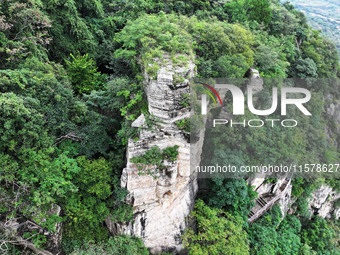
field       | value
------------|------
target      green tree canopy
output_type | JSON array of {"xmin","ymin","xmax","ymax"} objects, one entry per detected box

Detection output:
[{"xmin": 182, "ymin": 199, "xmax": 250, "ymax": 255}]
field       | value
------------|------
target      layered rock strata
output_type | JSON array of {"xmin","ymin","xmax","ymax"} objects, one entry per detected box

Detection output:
[{"xmin": 106, "ymin": 56, "xmax": 201, "ymax": 253}]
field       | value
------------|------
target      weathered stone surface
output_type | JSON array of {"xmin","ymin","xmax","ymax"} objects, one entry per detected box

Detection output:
[
  {"xmin": 278, "ymin": 184, "xmax": 292, "ymax": 218},
  {"xmin": 335, "ymin": 207, "xmax": 340, "ymax": 219},
  {"xmin": 327, "ymin": 100, "xmax": 340, "ymax": 125},
  {"xmin": 132, "ymin": 114, "xmax": 146, "ymax": 128},
  {"xmin": 254, "ymin": 181, "xmax": 274, "ymax": 195},
  {"xmin": 248, "ymin": 177, "xmax": 266, "ymax": 191},
  {"xmin": 310, "ymin": 185, "xmax": 332, "ymax": 209},
  {"xmin": 246, "ymin": 68, "xmax": 263, "ymax": 94},
  {"xmin": 325, "ymin": 94, "xmax": 340, "ymax": 148},
  {"xmin": 127, "ymin": 174, "xmax": 156, "ymax": 190},
  {"xmin": 106, "ymin": 55, "xmax": 201, "ymax": 253},
  {"xmin": 308, "ymin": 185, "xmax": 340, "ymax": 219}
]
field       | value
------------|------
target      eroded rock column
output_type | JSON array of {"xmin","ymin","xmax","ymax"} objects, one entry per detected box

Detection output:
[{"xmin": 107, "ymin": 56, "xmax": 199, "ymax": 253}]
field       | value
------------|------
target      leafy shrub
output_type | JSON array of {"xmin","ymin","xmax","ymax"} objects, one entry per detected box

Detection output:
[
  {"xmin": 130, "ymin": 146, "xmax": 179, "ymax": 177},
  {"xmin": 301, "ymin": 216, "xmax": 337, "ymax": 254},
  {"xmin": 214, "ymin": 54, "xmax": 250, "ymax": 78},
  {"xmin": 179, "ymin": 94, "xmax": 191, "ymax": 108},
  {"xmin": 182, "ymin": 199, "xmax": 249, "ymax": 255},
  {"xmin": 162, "ymin": 145, "xmax": 180, "ymax": 161},
  {"xmin": 176, "ymin": 118, "xmax": 190, "ymax": 132},
  {"xmin": 110, "ymin": 202, "xmax": 133, "ymax": 223},
  {"xmin": 206, "ymin": 178, "xmax": 257, "ymax": 220},
  {"xmin": 69, "ymin": 235, "xmax": 149, "ymax": 255},
  {"xmin": 62, "ymin": 156, "xmax": 131, "ymax": 242},
  {"xmin": 66, "ymin": 53, "xmax": 106, "ymax": 94}
]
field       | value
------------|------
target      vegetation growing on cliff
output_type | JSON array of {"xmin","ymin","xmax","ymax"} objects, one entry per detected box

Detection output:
[
  {"xmin": 0, "ymin": 0, "xmax": 339, "ymax": 254},
  {"xmin": 130, "ymin": 145, "xmax": 179, "ymax": 178}
]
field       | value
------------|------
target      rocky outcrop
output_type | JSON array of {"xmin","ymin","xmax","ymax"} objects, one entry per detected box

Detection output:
[
  {"xmin": 308, "ymin": 185, "xmax": 340, "ymax": 219},
  {"xmin": 245, "ymin": 68, "xmax": 264, "ymax": 94},
  {"xmin": 106, "ymin": 55, "xmax": 201, "ymax": 253},
  {"xmin": 326, "ymin": 99, "xmax": 340, "ymax": 126}
]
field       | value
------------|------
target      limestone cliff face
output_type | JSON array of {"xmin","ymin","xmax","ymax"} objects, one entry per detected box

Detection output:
[
  {"xmin": 326, "ymin": 94, "xmax": 340, "ymax": 149},
  {"xmin": 106, "ymin": 56, "xmax": 200, "ymax": 253},
  {"xmin": 308, "ymin": 185, "xmax": 340, "ymax": 219}
]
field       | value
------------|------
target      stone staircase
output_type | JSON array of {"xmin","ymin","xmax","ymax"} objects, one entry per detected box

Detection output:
[{"xmin": 248, "ymin": 178, "xmax": 291, "ymax": 223}]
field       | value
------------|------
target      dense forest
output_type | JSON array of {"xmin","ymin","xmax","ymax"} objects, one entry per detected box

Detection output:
[
  {"xmin": 288, "ymin": 0, "xmax": 340, "ymax": 58},
  {"xmin": 0, "ymin": 0, "xmax": 339, "ymax": 254}
]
